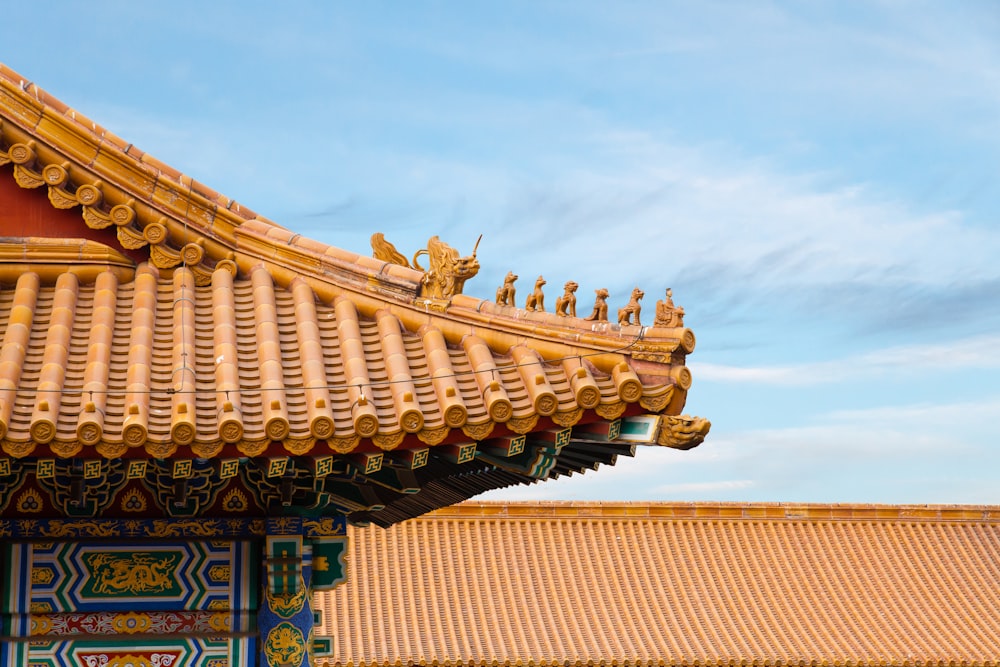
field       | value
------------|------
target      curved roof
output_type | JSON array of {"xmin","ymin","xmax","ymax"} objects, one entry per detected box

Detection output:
[
  {"xmin": 317, "ymin": 501, "xmax": 1000, "ymax": 667},
  {"xmin": 0, "ymin": 64, "xmax": 708, "ymax": 522}
]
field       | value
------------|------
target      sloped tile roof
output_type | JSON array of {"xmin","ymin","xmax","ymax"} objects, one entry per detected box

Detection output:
[
  {"xmin": 0, "ymin": 257, "xmax": 668, "ymax": 460},
  {"xmin": 0, "ymin": 64, "xmax": 709, "ymax": 521},
  {"xmin": 0, "ymin": 63, "xmax": 704, "ymax": 465},
  {"xmin": 316, "ymin": 502, "xmax": 1000, "ymax": 667}
]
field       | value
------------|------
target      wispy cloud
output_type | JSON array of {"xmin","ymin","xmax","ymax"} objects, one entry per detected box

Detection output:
[
  {"xmin": 692, "ymin": 334, "xmax": 1000, "ymax": 386},
  {"xmin": 483, "ymin": 395, "xmax": 1000, "ymax": 504},
  {"xmin": 651, "ymin": 480, "xmax": 755, "ymax": 494}
]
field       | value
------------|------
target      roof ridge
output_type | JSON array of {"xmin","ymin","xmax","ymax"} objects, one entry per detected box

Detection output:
[
  {"xmin": 0, "ymin": 62, "xmax": 699, "ymax": 370},
  {"xmin": 419, "ymin": 501, "xmax": 1000, "ymax": 522}
]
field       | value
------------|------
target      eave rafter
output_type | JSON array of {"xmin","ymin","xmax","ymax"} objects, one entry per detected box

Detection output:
[{"xmin": 0, "ymin": 412, "xmax": 706, "ymax": 526}]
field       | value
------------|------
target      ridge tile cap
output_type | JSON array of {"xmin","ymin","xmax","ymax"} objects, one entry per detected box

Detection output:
[
  {"xmin": 1, "ymin": 63, "xmax": 263, "ymax": 225},
  {"xmin": 237, "ymin": 219, "xmax": 424, "ymax": 283},
  {"xmin": 421, "ymin": 500, "xmax": 1000, "ymax": 523}
]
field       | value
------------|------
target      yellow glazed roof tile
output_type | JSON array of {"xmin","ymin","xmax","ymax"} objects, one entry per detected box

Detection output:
[
  {"xmin": 316, "ymin": 501, "xmax": 1000, "ymax": 667},
  {"xmin": 0, "ymin": 63, "xmax": 708, "ymax": 466},
  {"xmin": 0, "ymin": 64, "xmax": 711, "ymax": 522}
]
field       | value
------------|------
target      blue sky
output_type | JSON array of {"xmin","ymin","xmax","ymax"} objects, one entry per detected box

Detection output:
[{"xmin": 5, "ymin": 1, "xmax": 998, "ymax": 503}]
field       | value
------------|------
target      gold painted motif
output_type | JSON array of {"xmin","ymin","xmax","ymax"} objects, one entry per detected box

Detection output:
[
  {"xmin": 111, "ymin": 611, "xmax": 152, "ymax": 634},
  {"xmin": 31, "ymin": 566, "xmax": 53, "ymax": 585},
  {"xmin": 120, "ymin": 489, "xmax": 148, "ymax": 513},
  {"xmin": 127, "ymin": 460, "xmax": 148, "ymax": 479},
  {"xmin": 83, "ymin": 459, "xmax": 102, "ymax": 479},
  {"xmin": 314, "ymin": 456, "xmax": 334, "ymax": 477},
  {"xmin": 30, "ymin": 602, "xmax": 53, "ymax": 613},
  {"xmin": 209, "ymin": 565, "xmax": 231, "ymax": 583},
  {"xmin": 209, "ymin": 612, "xmax": 230, "ymax": 632},
  {"xmin": 85, "ymin": 553, "xmax": 179, "ymax": 595},
  {"xmin": 267, "ymin": 458, "xmax": 288, "ymax": 478},
  {"xmin": 29, "ymin": 614, "xmax": 52, "ymax": 635},
  {"xmin": 219, "ymin": 458, "xmax": 240, "ymax": 479},
  {"xmin": 79, "ymin": 653, "xmax": 179, "ymax": 667},
  {"xmin": 411, "ymin": 448, "xmax": 429, "ymax": 469},
  {"xmin": 269, "ymin": 516, "xmax": 298, "ymax": 534},
  {"xmin": 222, "ymin": 488, "xmax": 248, "ymax": 512},
  {"xmin": 41, "ymin": 520, "xmax": 118, "ymax": 538},
  {"xmin": 266, "ymin": 581, "xmax": 307, "ymax": 618},
  {"xmin": 264, "ymin": 622, "xmax": 306, "ymax": 666},
  {"xmin": 302, "ymin": 517, "xmax": 347, "ymax": 537},
  {"xmin": 456, "ymin": 442, "xmax": 477, "ymax": 464},
  {"xmin": 149, "ymin": 519, "xmax": 223, "ymax": 537},
  {"xmin": 16, "ymin": 488, "xmax": 43, "ymax": 513}
]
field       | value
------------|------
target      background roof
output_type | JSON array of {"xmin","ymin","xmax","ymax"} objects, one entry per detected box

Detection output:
[{"xmin": 317, "ymin": 501, "xmax": 1000, "ymax": 667}]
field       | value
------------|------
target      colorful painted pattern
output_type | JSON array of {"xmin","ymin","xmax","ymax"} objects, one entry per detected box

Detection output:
[
  {"xmin": 0, "ymin": 457, "xmax": 361, "ymax": 523},
  {"xmin": 14, "ymin": 638, "xmax": 245, "ymax": 667},
  {"xmin": 1, "ymin": 540, "xmax": 258, "ymax": 667},
  {"xmin": 0, "ymin": 525, "xmax": 346, "ymax": 666},
  {"xmin": 29, "ymin": 611, "xmax": 245, "ymax": 637},
  {"xmin": 258, "ymin": 549, "xmax": 316, "ymax": 667},
  {"xmin": 4, "ymin": 541, "xmax": 256, "ymax": 613},
  {"xmin": 0, "ymin": 515, "xmax": 344, "ymax": 539}
]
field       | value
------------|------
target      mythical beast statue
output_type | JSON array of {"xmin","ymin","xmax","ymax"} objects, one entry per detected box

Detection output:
[{"xmin": 372, "ymin": 233, "xmax": 481, "ymax": 300}]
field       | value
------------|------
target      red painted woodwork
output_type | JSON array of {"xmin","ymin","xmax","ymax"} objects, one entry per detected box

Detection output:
[{"xmin": 0, "ymin": 166, "xmax": 146, "ymax": 263}]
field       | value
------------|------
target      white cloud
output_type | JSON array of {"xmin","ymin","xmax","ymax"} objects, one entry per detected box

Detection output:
[
  {"xmin": 650, "ymin": 480, "xmax": 755, "ymax": 494},
  {"xmin": 692, "ymin": 334, "xmax": 1000, "ymax": 386},
  {"xmin": 480, "ymin": 395, "xmax": 1000, "ymax": 504}
]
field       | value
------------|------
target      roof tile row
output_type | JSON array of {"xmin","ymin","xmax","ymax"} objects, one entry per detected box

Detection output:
[
  {"xmin": 0, "ymin": 264, "xmax": 672, "ymax": 460},
  {"xmin": 317, "ymin": 502, "xmax": 1000, "ymax": 667}
]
